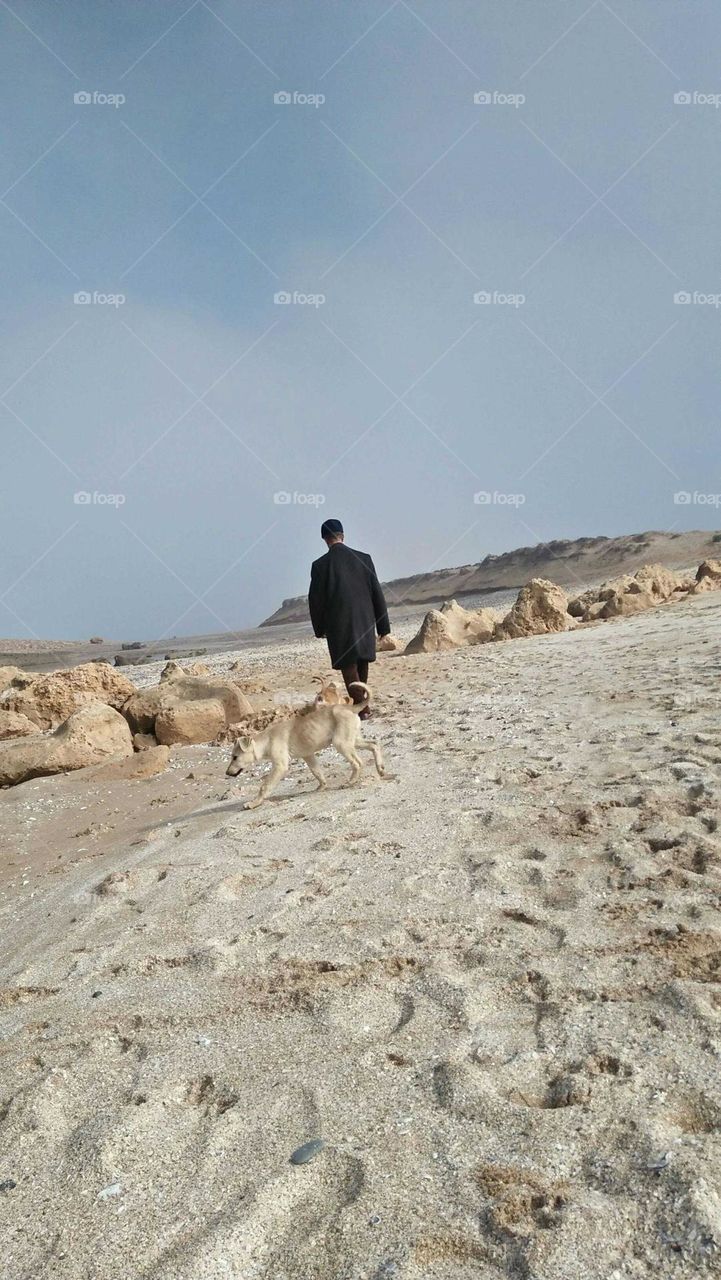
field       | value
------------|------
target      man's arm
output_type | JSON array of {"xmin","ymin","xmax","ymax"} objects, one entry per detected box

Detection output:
[
  {"xmin": 308, "ymin": 561, "xmax": 326, "ymax": 638},
  {"xmin": 366, "ymin": 557, "xmax": 390, "ymax": 636}
]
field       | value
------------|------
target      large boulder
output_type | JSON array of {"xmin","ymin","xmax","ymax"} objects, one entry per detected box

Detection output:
[
  {"xmin": 1, "ymin": 662, "xmax": 136, "ymax": 730},
  {"xmin": 629, "ymin": 563, "xmax": 684, "ymax": 600},
  {"xmin": 404, "ymin": 610, "xmax": 456, "ymax": 655},
  {"xmin": 599, "ymin": 589, "xmax": 657, "ymax": 618},
  {"xmin": 567, "ymin": 588, "xmax": 598, "ymax": 619},
  {"xmin": 122, "ymin": 673, "xmax": 252, "ymax": 741},
  {"xmin": 405, "ymin": 600, "xmax": 499, "ymax": 654},
  {"xmin": 0, "ymin": 702, "xmax": 133, "ymax": 787},
  {"xmin": 89, "ymin": 636, "xmax": 104, "ymax": 644},
  {"xmin": 0, "ymin": 710, "xmax": 37, "ymax": 740},
  {"xmin": 495, "ymin": 579, "xmax": 573, "ymax": 640},
  {"xmin": 689, "ymin": 559, "xmax": 721, "ymax": 595},
  {"xmin": 155, "ymin": 699, "xmax": 226, "ymax": 746}
]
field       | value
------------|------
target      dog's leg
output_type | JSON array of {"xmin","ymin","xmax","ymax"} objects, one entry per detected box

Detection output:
[
  {"xmin": 334, "ymin": 740, "xmax": 363, "ymax": 786},
  {"xmin": 302, "ymin": 755, "xmax": 326, "ymax": 790},
  {"xmin": 244, "ymin": 761, "xmax": 288, "ymax": 809},
  {"xmin": 357, "ymin": 740, "xmax": 384, "ymax": 777}
]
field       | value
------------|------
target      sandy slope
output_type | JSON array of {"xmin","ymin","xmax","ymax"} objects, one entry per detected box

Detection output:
[{"xmin": 1, "ymin": 593, "xmax": 721, "ymax": 1280}]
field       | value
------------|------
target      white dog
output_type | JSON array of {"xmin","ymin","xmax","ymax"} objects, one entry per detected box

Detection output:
[{"xmin": 226, "ymin": 682, "xmax": 384, "ymax": 809}]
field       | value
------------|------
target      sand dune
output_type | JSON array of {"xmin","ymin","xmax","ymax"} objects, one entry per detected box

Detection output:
[{"xmin": 1, "ymin": 590, "xmax": 720, "ymax": 1278}]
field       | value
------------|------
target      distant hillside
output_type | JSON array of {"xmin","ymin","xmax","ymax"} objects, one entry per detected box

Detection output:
[{"xmin": 259, "ymin": 529, "xmax": 721, "ymax": 626}]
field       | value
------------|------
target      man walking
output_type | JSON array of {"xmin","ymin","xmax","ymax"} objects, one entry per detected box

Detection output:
[{"xmin": 308, "ymin": 519, "xmax": 390, "ymax": 718}]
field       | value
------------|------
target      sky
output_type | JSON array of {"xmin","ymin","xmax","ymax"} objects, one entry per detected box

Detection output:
[{"xmin": 2, "ymin": 0, "xmax": 720, "ymax": 641}]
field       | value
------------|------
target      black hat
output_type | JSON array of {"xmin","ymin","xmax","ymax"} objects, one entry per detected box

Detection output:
[{"xmin": 321, "ymin": 518, "xmax": 343, "ymax": 538}]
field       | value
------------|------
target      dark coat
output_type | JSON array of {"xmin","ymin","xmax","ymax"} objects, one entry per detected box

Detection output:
[{"xmin": 308, "ymin": 543, "xmax": 390, "ymax": 669}]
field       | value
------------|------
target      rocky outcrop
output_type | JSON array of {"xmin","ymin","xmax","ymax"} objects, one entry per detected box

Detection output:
[
  {"xmin": 0, "ymin": 710, "xmax": 38, "ymax": 740},
  {"xmin": 0, "ymin": 666, "xmax": 27, "ymax": 693},
  {"xmin": 2, "ymin": 663, "xmax": 136, "ymax": 730},
  {"xmin": 89, "ymin": 636, "xmax": 104, "ymax": 644},
  {"xmin": 0, "ymin": 702, "xmax": 133, "ymax": 787},
  {"xmin": 122, "ymin": 673, "xmax": 252, "ymax": 743},
  {"xmin": 495, "ymin": 580, "xmax": 573, "ymax": 640},
  {"xmin": 405, "ymin": 600, "xmax": 499, "ymax": 654}
]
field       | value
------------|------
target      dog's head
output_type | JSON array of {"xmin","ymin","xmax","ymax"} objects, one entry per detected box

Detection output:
[{"xmin": 226, "ymin": 735, "xmax": 255, "ymax": 776}]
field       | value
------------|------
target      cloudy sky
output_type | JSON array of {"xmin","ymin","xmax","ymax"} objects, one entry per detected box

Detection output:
[{"xmin": 2, "ymin": 0, "xmax": 719, "ymax": 640}]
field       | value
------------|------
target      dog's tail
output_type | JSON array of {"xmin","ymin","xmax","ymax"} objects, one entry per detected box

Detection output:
[{"xmin": 348, "ymin": 681, "xmax": 371, "ymax": 713}]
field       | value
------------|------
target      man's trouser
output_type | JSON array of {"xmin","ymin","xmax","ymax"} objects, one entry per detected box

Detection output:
[{"xmin": 340, "ymin": 660, "xmax": 370, "ymax": 717}]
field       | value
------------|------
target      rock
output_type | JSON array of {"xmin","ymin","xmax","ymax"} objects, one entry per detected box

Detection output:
[
  {"xmin": 114, "ymin": 653, "xmax": 139, "ymax": 667},
  {"xmin": 567, "ymin": 589, "xmax": 597, "ymax": 618},
  {"xmin": 133, "ymin": 732, "xmax": 158, "ymax": 752},
  {"xmin": 405, "ymin": 600, "xmax": 499, "ymax": 654},
  {"xmin": 82, "ymin": 745, "xmax": 170, "ymax": 781},
  {"xmin": 0, "ymin": 702, "xmax": 133, "ymax": 788},
  {"xmin": 155, "ymin": 699, "xmax": 226, "ymax": 746},
  {"xmin": 2, "ymin": 662, "xmax": 136, "ymax": 730},
  {"xmin": 0, "ymin": 710, "xmax": 38, "ymax": 740},
  {"xmin": 160, "ymin": 660, "xmax": 211, "ymax": 681},
  {"xmin": 404, "ymin": 609, "xmax": 456, "ymax": 655},
  {"xmin": 597, "ymin": 574, "xmax": 636, "ymax": 602},
  {"xmin": 0, "ymin": 666, "xmax": 26, "ymax": 691},
  {"xmin": 495, "ymin": 579, "xmax": 573, "ymax": 639},
  {"xmin": 697, "ymin": 558, "xmax": 721, "ymax": 583},
  {"xmin": 123, "ymin": 674, "xmax": 252, "ymax": 738},
  {"xmin": 582, "ymin": 600, "xmax": 607, "ymax": 622},
  {"xmin": 629, "ymin": 563, "xmax": 684, "ymax": 600},
  {"xmin": 290, "ymin": 1138, "xmax": 325, "ymax": 1165},
  {"xmin": 121, "ymin": 642, "xmax": 146, "ymax": 651},
  {"xmin": 89, "ymin": 636, "xmax": 104, "ymax": 644},
  {"xmin": 378, "ymin": 634, "xmax": 400, "ymax": 651},
  {"xmin": 599, "ymin": 589, "xmax": 657, "ymax": 618},
  {"xmin": 689, "ymin": 559, "xmax": 721, "ymax": 595},
  {"xmin": 97, "ymin": 1183, "xmax": 123, "ymax": 1201}
]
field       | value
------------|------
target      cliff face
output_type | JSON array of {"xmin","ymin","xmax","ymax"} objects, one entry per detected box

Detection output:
[{"xmin": 259, "ymin": 530, "xmax": 721, "ymax": 626}]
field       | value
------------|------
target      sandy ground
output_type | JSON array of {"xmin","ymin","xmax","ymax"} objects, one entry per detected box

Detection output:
[{"xmin": 1, "ymin": 593, "xmax": 721, "ymax": 1280}]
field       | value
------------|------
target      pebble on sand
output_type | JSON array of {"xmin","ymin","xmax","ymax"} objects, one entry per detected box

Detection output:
[{"xmin": 289, "ymin": 1139, "xmax": 325, "ymax": 1165}]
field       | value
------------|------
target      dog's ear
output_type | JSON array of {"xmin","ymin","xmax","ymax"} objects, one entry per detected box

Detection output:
[{"xmin": 236, "ymin": 735, "xmax": 251, "ymax": 751}]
